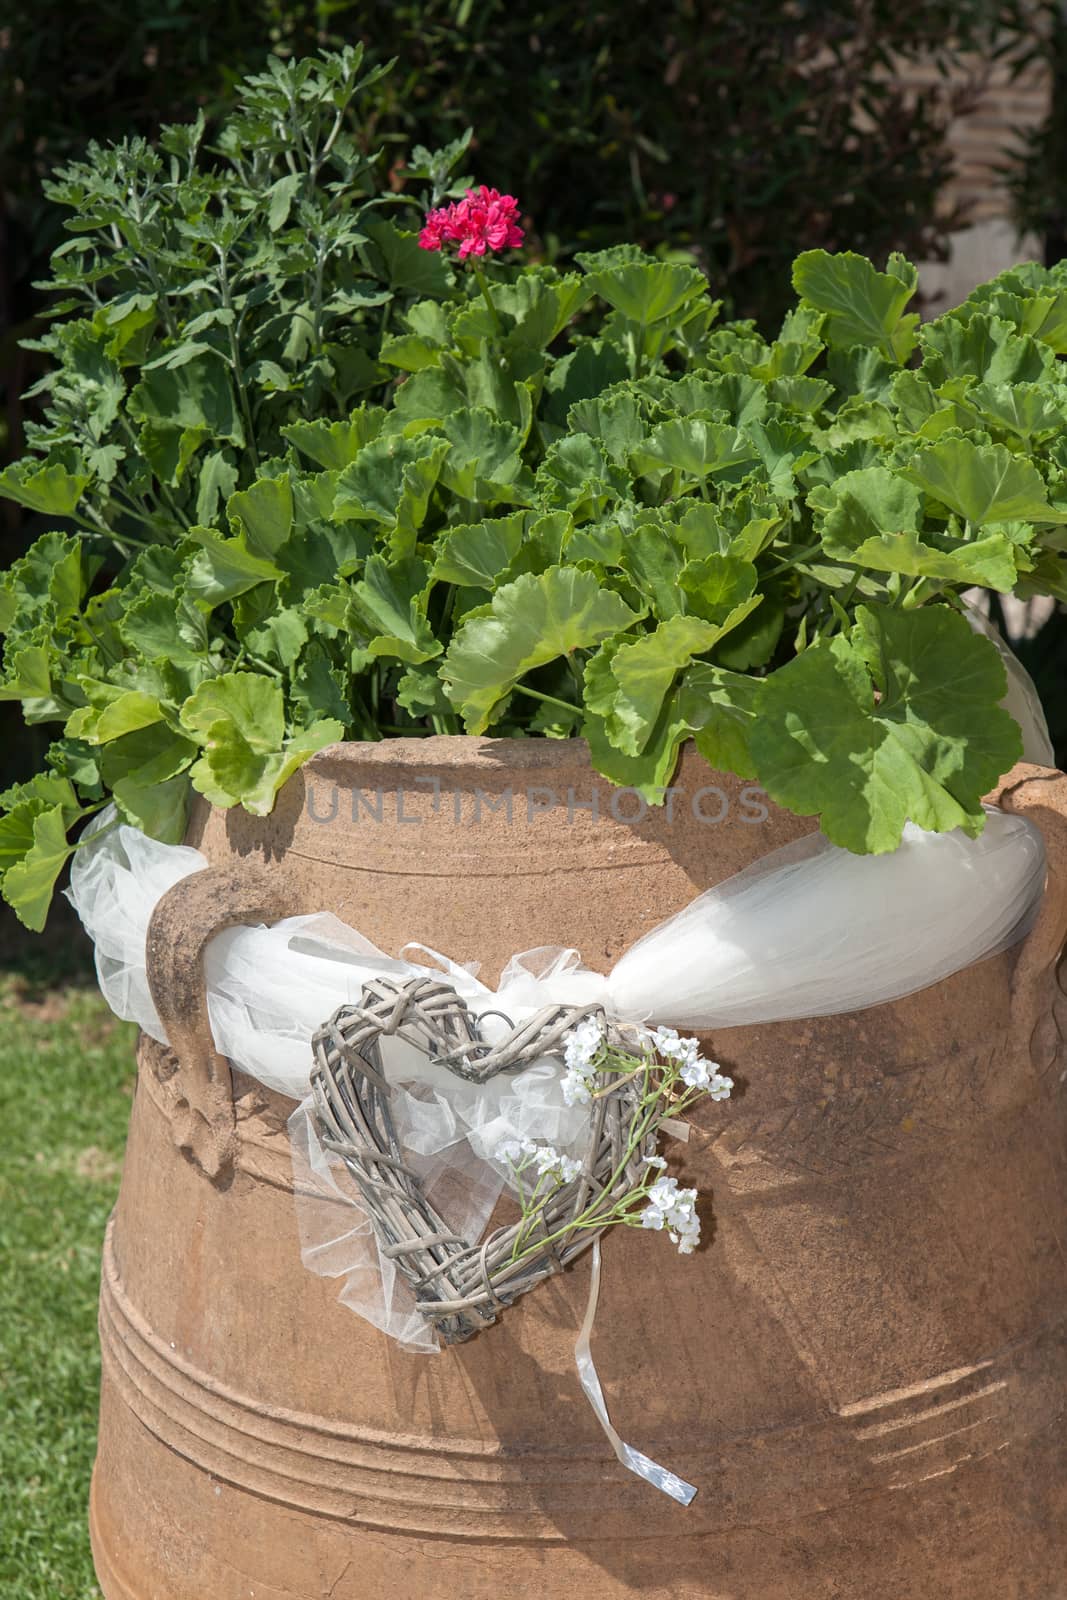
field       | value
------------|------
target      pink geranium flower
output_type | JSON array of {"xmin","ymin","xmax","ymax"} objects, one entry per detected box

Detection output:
[{"xmin": 419, "ymin": 186, "xmax": 524, "ymax": 260}]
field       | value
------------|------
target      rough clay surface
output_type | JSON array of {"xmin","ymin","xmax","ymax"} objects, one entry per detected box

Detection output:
[{"xmin": 91, "ymin": 741, "xmax": 1067, "ymax": 1599}]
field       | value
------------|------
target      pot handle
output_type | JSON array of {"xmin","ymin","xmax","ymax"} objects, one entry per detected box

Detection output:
[
  {"xmin": 999, "ymin": 765, "xmax": 1067, "ymax": 1070},
  {"xmin": 145, "ymin": 865, "xmax": 292, "ymax": 1182}
]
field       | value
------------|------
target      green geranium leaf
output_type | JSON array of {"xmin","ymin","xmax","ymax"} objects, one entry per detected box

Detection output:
[
  {"xmin": 542, "ymin": 340, "xmax": 629, "ymax": 428},
  {"xmin": 431, "ymin": 513, "xmax": 528, "ymax": 589},
  {"xmin": 334, "ymin": 433, "xmax": 449, "ymax": 553},
  {"xmin": 181, "ymin": 672, "xmax": 342, "ymax": 814},
  {"xmin": 2, "ymin": 805, "xmax": 74, "ymax": 931},
  {"xmin": 380, "ymin": 331, "xmax": 448, "ymax": 373},
  {"xmin": 189, "ymin": 718, "xmax": 344, "ymax": 816},
  {"xmin": 4, "ymin": 530, "xmax": 85, "ymax": 625},
  {"xmin": 226, "ymin": 476, "xmax": 294, "ymax": 555},
  {"xmin": 0, "ymin": 771, "xmax": 83, "ymax": 917},
  {"xmin": 0, "ymin": 460, "xmax": 90, "ymax": 517},
  {"xmin": 350, "ymin": 554, "xmax": 441, "ymax": 665},
  {"xmin": 493, "ymin": 270, "xmax": 593, "ymax": 349},
  {"xmin": 578, "ymin": 253, "xmax": 707, "ymax": 325},
  {"xmin": 113, "ymin": 774, "xmax": 191, "ymax": 842},
  {"xmin": 363, "ymin": 220, "xmax": 452, "ymax": 297},
  {"xmin": 443, "ymin": 566, "xmax": 643, "ymax": 733},
  {"xmin": 582, "ymin": 644, "xmax": 698, "ymax": 798},
  {"xmin": 744, "ymin": 417, "xmax": 819, "ymax": 496},
  {"xmin": 630, "ymin": 418, "xmax": 758, "ymax": 484},
  {"xmin": 184, "ymin": 525, "xmax": 285, "ymax": 606},
  {"xmin": 282, "ymin": 408, "xmax": 386, "ymax": 471},
  {"xmin": 750, "ymin": 603, "xmax": 1021, "ymax": 852},
  {"xmin": 395, "ymin": 663, "xmax": 454, "ymax": 719},
  {"xmin": 0, "ymin": 646, "xmax": 54, "ymax": 702},
  {"xmin": 904, "ymin": 438, "xmax": 1067, "ymax": 527},
  {"xmin": 0, "ymin": 804, "xmax": 43, "ymax": 877},
  {"xmin": 99, "ymin": 723, "xmax": 198, "ymax": 788},
  {"xmin": 918, "ymin": 313, "xmax": 1055, "ymax": 387},
  {"xmin": 45, "ymin": 739, "xmax": 102, "ymax": 794},
  {"xmin": 793, "ymin": 250, "xmax": 918, "ymax": 363},
  {"xmin": 822, "ymin": 400, "xmax": 897, "ymax": 450},
  {"xmin": 825, "ymin": 346, "xmax": 897, "ymax": 402},
  {"xmin": 180, "ymin": 672, "xmax": 285, "ymax": 752},
  {"xmin": 535, "ymin": 435, "xmax": 630, "ymax": 519},
  {"xmin": 195, "ymin": 449, "xmax": 240, "ymax": 526},
  {"xmin": 93, "ymin": 690, "xmax": 165, "ymax": 744},
  {"xmin": 128, "ymin": 351, "xmax": 244, "ymax": 443},
  {"xmin": 242, "ymin": 605, "xmax": 309, "ymax": 671},
  {"xmin": 119, "ymin": 592, "xmax": 210, "ymax": 668},
  {"xmin": 138, "ymin": 421, "xmax": 208, "ymax": 488},
  {"xmin": 816, "ymin": 466, "xmax": 923, "ymax": 555},
  {"xmin": 769, "ymin": 374, "xmax": 834, "ymax": 414},
  {"xmin": 675, "ymin": 372, "xmax": 769, "ymax": 426},
  {"xmin": 582, "ymin": 656, "xmax": 762, "ymax": 798},
  {"xmin": 849, "ymin": 529, "xmax": 1018, "ymax": 592},
  {"xmin": 604, "ymin": 614, "xmax": 747, "ymax": 756},
  {"xmin": 568, "ymin": 392, "xmax": 651, "ymax": 466},
  {"xmin": 679, "ymin": 554, "xmax": 760, "ymax": 624},
  {"xmin": 965, "ymin": 381, "xmax": 1067, "ymax": 441},
  {"xmin": 437, "ymin": 407, "xmax": 525, "ymax": 500},
  {"xmin": 617, "ymin": 517, "xmax": 686, "ymax": 617},
  {"xmin": 683, "ymin": 665, "xmax": 765, "ymax": 778},
  {"xmin": 290, "ymin": 640, "xmax": 351, "ymax": 726}
]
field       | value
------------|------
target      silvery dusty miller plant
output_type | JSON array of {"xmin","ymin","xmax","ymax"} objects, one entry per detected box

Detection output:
[{"xmin": 1, "ymin": 48, "xmax": 1066, "ymax": 929}]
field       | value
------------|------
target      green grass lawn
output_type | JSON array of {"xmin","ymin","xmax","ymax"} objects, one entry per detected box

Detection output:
[{"xmin": 0, "ymin": 951, "xmax": 136, "ymax": 1600}]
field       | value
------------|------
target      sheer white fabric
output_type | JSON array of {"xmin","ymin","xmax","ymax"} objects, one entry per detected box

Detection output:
[
  {"xmin": 67, "ymin": 801, "xmax": 1046, "ymax": 1353},
  {"xmin": 964, "ymin": 598, "xmax": 1056, "ymax": 768},
  {"xmin": 608, "ymin": 813, "xmax": 1046, "ymax": 1029},
  {"xmin": 67, "ymin": 815, "xmax": 211, "ymax": 1043}
]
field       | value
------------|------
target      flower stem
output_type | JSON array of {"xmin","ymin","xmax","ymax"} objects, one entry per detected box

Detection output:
[
  {"xmin": 471, "ymin": 262, "xmax": 504, "ymax": 337},
  {"xmin": 512, "ymin": 683, "xmax": 578, "ymax": 716}
]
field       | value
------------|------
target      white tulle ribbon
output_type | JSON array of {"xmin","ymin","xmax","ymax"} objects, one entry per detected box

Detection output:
[
  {"xmin": 964, "ymin": 598, "xmax": 1056, "ymax": 769},
  {"xmin": 577, "ymin": 1241, "xmax": 699, "ymax": 1505},
  {"xmin": 67, "ymin": 803, "xmax": 1048, "ymax": 1507}
]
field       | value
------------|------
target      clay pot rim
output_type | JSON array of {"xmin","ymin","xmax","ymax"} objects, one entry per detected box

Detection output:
[{"xmin": 307, "ymin": 733, "xmax": 608, "ymax": 777}]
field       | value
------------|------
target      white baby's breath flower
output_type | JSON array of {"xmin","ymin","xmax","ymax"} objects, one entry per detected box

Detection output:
[
  {"xmin": 649, "ymin": 1025, "xmax": 702, "ymax": 1066},
  {"xmin": 708, "ymin": 1072, "xmax": 734, "ymax": 1102},
  {"xmin": 644, "ymin": 1153, "xmax": 668, "ymax": 1170},
  {"xmin": 649, "ymin": 1025, "xmax": 682, "ymax": 1057},
  {"xmin": 672, "ymin": 1215, "xmax": 701, "ymax": 1254},
  {"xmin": 563, "ymin": 1016, "xmax": 604, "ymax": 1072},
  {"xmin": 561, "ymin": 1064, "xmax": 594, "ymax": 1106},
  {"xmin": 679, "ymin": 1056, "xmax": 711, "ymax": 1090},
  {"xmin": 494, "ymin": 1136, "xmax": 536, "ymax": 1166},
  {"xmin": 641, "ymin": 1176, "xmax": 701, "ymax": 1255},
  {"xmin": 646, "ymin": 1175, "xmax": 680, "ymax": 1211}
]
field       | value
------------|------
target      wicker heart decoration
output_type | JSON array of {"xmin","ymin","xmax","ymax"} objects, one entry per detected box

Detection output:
[{"xmin": 310, "ymin": 974, "xmax": 652, "ymax": 1343}]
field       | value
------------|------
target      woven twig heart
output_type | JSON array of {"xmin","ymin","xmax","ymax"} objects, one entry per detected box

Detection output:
[{"xmin": 309, "ymin": 975, "xmax": 651, "ymax": 1343}]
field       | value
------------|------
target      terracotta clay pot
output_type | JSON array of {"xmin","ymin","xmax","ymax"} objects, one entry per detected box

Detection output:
[{"xmin": 89, "ymin": 739, "xmax": 1067, "ymax": 1600}]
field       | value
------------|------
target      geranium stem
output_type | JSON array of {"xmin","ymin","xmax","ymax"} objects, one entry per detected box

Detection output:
[
  {"xmin": 512, "ymin": 683, "xmax": 577, "ymax": 715},
  {"xmin": 472, "ymin": 263, "xmax": 504, "ymax": 336}
]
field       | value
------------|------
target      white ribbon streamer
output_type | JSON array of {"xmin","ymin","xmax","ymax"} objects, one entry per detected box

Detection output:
[{"xmin": 577, "ymin": 1241, "xmax": 698, "ymax": 1506}]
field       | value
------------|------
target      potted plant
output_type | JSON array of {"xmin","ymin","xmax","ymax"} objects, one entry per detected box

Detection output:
[
  {"xmin": 3, "ymin": 51, "xmax": 1067, "ymax": 924},
  {"xmin": 5, "ymin": 48, "xmax": 1067, "ymax": 1600}
]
